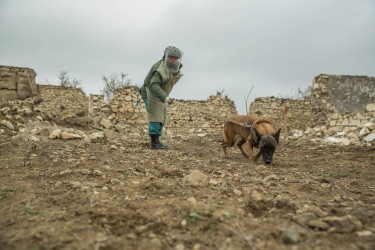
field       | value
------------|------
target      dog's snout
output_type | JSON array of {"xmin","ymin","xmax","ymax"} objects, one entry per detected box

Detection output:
[{"xmin": 265, "ymin": 160, "xmax": 272, "ymax": 164}]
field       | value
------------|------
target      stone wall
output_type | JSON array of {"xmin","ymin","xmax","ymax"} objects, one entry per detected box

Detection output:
[
  {"xmin": 0, "ymin": 65, "xmax": 38, "ymax": 101},
  {"xmin": 89, "ymin": 86, "xmax": 238, "ymax": 135},
  {"xmin": 306, "ymin": 74, "xmax": 375, "ymax": 145},
  {"xmin": 37, "ymin": 85, "xmax": 89, "ymax": 119},
  {"xmin": 89, "ymin": 94, "xmax": 104, "ymax": 116},
  {"xmin": 249, "ymin": 96, "xmax": 311, "ymax": 133},
  {"xmin": 311, "ymin": 74, "xmax": 375, "ymax": 127}
]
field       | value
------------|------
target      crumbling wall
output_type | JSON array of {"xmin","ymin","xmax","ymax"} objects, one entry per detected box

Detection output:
[
  {"xmin": 308, "ymin": 74, "xmax": 375, "ymax": 144},
  {"xmin": 311, "ymin": 74, "xmax": 375, "ymax": 127},
  {"xmin": 90, "ymin": 86, "xmax": 238, "ymax": 134},
  {"xmin": 37, "ymin": 85, "xmax": 89, "ymax": 118},
  {"xmin": 249, "ymin": 97, "xmax": 311, "ymax": 132},
  {"xmin": 0, "ymin": 65, "xmax": 38, "ymax": 101}
]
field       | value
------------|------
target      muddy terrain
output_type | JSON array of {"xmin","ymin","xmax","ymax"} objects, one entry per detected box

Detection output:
[{"xmin": 0, "ymin": 122, "xmax": 375, "ymax": 250}]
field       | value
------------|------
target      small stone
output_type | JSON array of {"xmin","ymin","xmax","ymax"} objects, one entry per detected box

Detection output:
[
  {"xmin": 364, "ymin": 133, "xmax": 375, "ymax": 142},
  {"xmin": 54, "ymin": 181, "xmax": 62, "ymax": 187},
  {"xmin": 49, "ymin": 132, "xmax": 60, "ymax": 139},
  {"xmin": 182, "ymin": 170, "xmax": 208, "ymax": 187},
  {"xmin": 150, "ymin": 238, "xmax": 162, "ymax": 248},
  {"xmin": 59, "ymin": 169, "xmax": 72, "ymax": 176},
  {"xmin": 136, "ymin": 196, "xmax": 147, "ymax": 201},
  {"xmin": 30, "ymin": 136, "xmax": 40, "ymax": 142},
  {"xmin": 365, "ymin": 103, "xmax": 375, "ymax": 112},
  {"xmin": 209, "ymin": 179, "xmax": 218, "ymax": 186},
  {"xmin": 193, "ymin": 244, "xmax": 201, "ymax": 250},
  {"xmin": 100, "ymin": 118, "xmax": 113, "ymax": 129},
  {"xmin": 308, "ymin": 220, "xmax": 330, "ymax": 230},
  {"xmin": 135, "ymin": 166, "xmax": 146, "ymax": 174},
  {"xmin": 175, "ymin": 244, "xmax": 185, "ymax": 250},
  {"xmin": 323, "ymin": 215, "xmax": 362, "ymax": 233},
  {"xmin": 357, "ymin": 231, "xmax": 372, "ymax": 237},
  {"xmin": 60, "ymin": 133, "xmax": 82, "ymax": 140},
  {"xmin": 0, "ymin": 120, "xmax": 14, "ymax": 130},
  {"xmin": 126, "ymin": 232, "xmax": 137, "ymax": 240},
  {"xmin": 294, "ymin": 213, "xmax": 317, "ymax": 226},
  {"xmin": 352, "ymin": 208, "xmax": 369, "ymax": 223},
  {"xmin": 187, "ymin": 197, "xmax": 197, "ymax": 205},
  {"xmin": 233, "ymin": 189, "xmax": 242, "ymax": 196},
  {"xmin": 93, "ymin": 170, "xmax": 102, "ymax": 175},
  {"xmin": 70, "ymin": 182, "xmax": 82, "ymax": 188},
  {"xmin": 281, "ymin": 227, "xmax": 300, "ymax": 243},
  {"xmin": 89, "ymin": 132, "xmax": 105, "ymax": 141},
  {"xmin": 181, "ymin": 219, "xmax": 187, "ymax": 226}
]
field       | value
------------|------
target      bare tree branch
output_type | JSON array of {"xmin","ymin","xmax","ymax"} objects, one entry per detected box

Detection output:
[
  {"xmin": 58, "ymin": 71, "xmax": 82, "ymax": 88},
  {"xmin": 101, "ymin": 72, "xmax": 132, "ymax": 99},
  {"xmin": 244, "ymin": 83, "xmax": 254, "ymax": 115}
]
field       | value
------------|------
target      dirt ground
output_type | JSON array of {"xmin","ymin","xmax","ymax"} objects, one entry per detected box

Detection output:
[{"xmin": 1, "ymin": 124, "xmax": 375, "ymax": 250}]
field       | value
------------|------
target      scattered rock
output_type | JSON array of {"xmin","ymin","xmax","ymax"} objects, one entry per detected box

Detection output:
[
  {"xmin": 364, "ymin": 133, "xmax": 375, "ymax": 142},
  {"xmin": 209, "ymin": 179, "xmax": 218, "ymax": 186},
  {"xmin": 0, "ymin": 120, "xmax": 14, "ymax": 130},
  {"xmin": 187, "ymin": 197, "xmax": 197, "ymax": 205},
  {"xmin": 100, "ymin": 118, "xmax": 113, "ymax": 129},
  {"xmin": 175, "ymin": 244, "xmax": 185, "ymax": 250},
  {"xmin": 323, "ymin": 215, "xmax": 363, "ymax": 233},
  {"xmin": 59, "ymin": 132, "xmax": 82, "ymax": 140},
  {"xmin": 357, "ymin": 231, "xmax": 373, "ymax": 237},
  {"xmin": 89, "ymin": 132, "xmax": 105, "ymax": 141},
  {"xmin": 49, "ymin": 132, "xmax": 60, "ymax": 139},
  {"xmin": 135, "ymin": 166, "xmax": 146, "ymax": 174},
  {"xmin": 308, "ymin": 220, "xmax": 330, "ymax": 230},
  {"xmin": 281, "ymin": 227, "xmax": 300, "ymax": 243},
  {"xmin": 294, "ymin": 212, "xmax": 317, "ymax": 226},
  {"xmin": 30, "ymin": 135, "xmax": 40, "ymax": 142},
  {"xmin": 233, "ymin": 189, "xmax": 242, "ymax": 196},
  {"xmin": 182, "ymin": 170, "xmax": 208, "ymax": 187},
  {"xmin": 352, "ymin": 208, "xmax": 369, "ymax": 223}
]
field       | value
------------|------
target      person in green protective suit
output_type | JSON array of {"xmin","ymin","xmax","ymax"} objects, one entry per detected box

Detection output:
[{"xmin": 140, "ymin": 46, "xmax": 183, "ymax": 149}]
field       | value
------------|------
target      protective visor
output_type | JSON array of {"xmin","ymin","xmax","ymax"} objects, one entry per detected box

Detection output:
[{"xmin": 164, "ymin": 51, "xmax": 183, "ymax": 73}]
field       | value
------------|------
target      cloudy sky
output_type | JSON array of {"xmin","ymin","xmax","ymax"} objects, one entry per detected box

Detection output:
[{"xmin": 1, "ymin": 0, "xmax": 374, "ymax": 114}]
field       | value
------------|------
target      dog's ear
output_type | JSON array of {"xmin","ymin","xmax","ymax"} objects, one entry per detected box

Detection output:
[
  {"xmin": 273, "ymin": 128, "xmax": 281, "ymax": 144},
  {"xmin": 254, "ymin": 128, "xmax": 262, "ymax": 145}
]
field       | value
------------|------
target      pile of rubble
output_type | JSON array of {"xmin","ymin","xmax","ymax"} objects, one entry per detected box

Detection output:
[
  {"xmin": 0, "ymin": 97, "xmax": 124, "ymax": 142},
  {"xmin": 290, "ymin": 123, "xmax": 375, "ymax": 146}
]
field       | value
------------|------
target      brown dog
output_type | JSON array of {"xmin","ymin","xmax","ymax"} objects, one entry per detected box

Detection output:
[{"xmin": 221, "ymin": 115, "xmax": 281, "ymax": 164}]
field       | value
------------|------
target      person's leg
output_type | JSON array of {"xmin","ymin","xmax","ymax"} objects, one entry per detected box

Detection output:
[
  {"xmin": 149, "ymin": 122, "xmax": 161, "ymax": 136},
  {"xmin": 149, "ymin": 122, "xmax": 168, "ymax": 149},
  {"xmin": 156, "ymin": 123, "xmax": 168, "ymax": 147}
]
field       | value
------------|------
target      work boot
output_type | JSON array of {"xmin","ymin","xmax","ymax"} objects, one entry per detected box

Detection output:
[{"xmin": 150, "ymin": 134, "xmax": 168, "ymax": 150}]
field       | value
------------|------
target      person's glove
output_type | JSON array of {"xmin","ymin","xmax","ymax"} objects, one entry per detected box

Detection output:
[{"xmin": 165, "ymin": 96, "xmax": 173, "ymax": 104}]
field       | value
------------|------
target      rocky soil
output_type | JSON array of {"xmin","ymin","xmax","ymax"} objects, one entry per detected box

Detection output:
[{"xmin": 0, "ymin": 114, "xmax": 375, "ymax": 250}]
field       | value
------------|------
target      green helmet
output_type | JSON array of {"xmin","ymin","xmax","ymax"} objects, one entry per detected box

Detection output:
[{"xmin": 164, "ymin": 46, "xmax": 182, "ymax": 59}]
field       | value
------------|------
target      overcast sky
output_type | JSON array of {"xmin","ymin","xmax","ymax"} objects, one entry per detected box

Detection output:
[{"xmin": 1, "ymin": 0, "xmax": 374, "ymax": 114}]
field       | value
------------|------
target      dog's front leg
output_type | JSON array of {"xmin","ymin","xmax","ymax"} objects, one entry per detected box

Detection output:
[
  {"xmin": 254, "ymin": 151, "xmax": 261, "ymax": 163},
  {"xmin": 246, "ymin": 139, "xmax": 256, "ymax": 164}
]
